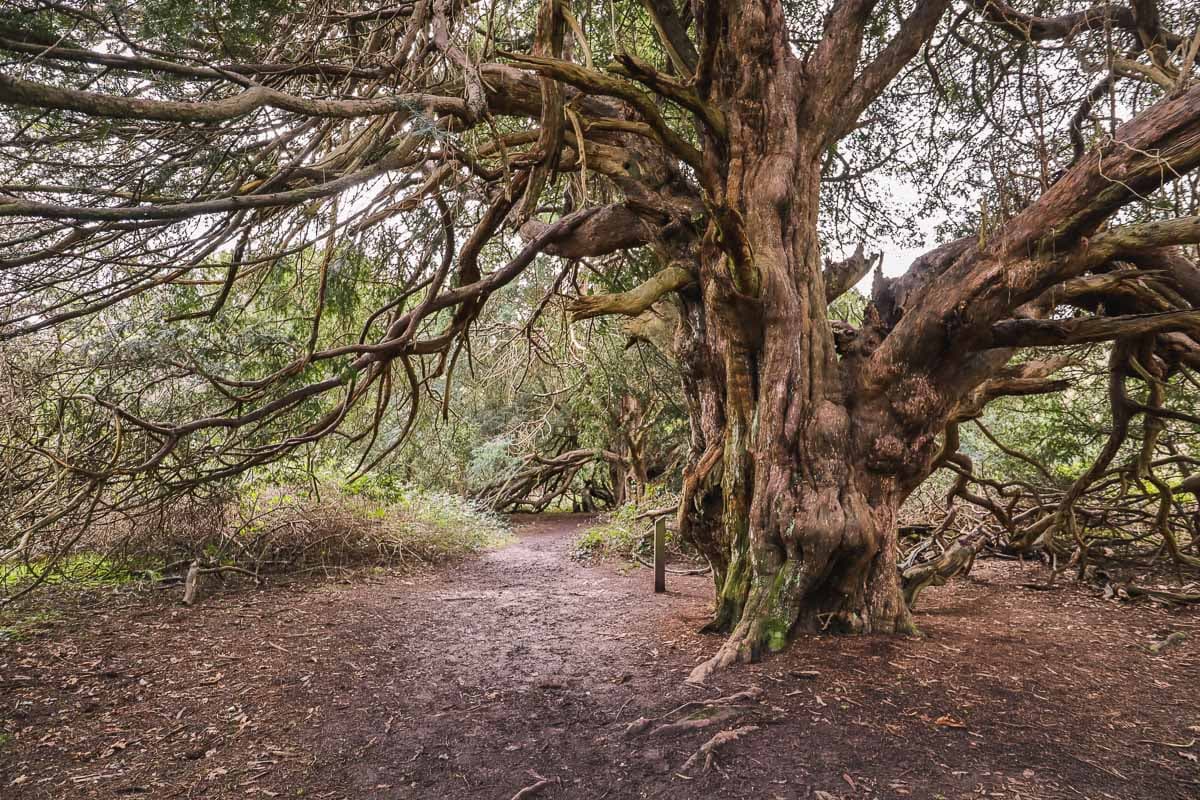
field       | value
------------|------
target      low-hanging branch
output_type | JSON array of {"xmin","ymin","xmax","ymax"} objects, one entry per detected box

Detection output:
[
  {"xmin": 5, "ymin": 0, "xmax": 1200, "ymax": 673},
  {"xmin": 0, "ymin": 72, "xmax": 466, "ymax": 123}
]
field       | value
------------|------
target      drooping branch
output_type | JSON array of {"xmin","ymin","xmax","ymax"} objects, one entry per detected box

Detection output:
[
  {"xmin": 0, "ymin": 72, "xmax": 465, "ymax": 123},
  {"xmin": 0, "ymin": 135, "xmax": 432, "ymax": 223},
  {"xmin": 477, "ymin": 448, "xmax": 629, "ymax": 512},
  {"xmin": 516, "ymin": 0, "xmax": 566, "ymax": 221},
  {"xmin": 432, "ymin": 0, "xmax": 488, "ymax": 122}
]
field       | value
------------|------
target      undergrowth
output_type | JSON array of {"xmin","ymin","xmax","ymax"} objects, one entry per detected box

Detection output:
[
  {"xmin": 574, "ymin": 492, "xmax": 682, "ymax": 563},
  {"xmin": 0, "ymin": 482, "xmax": 510, "ymax": 600},
  {"xmin": 0, "ymin": 554, "xmax": 139, "ymax": 591}
]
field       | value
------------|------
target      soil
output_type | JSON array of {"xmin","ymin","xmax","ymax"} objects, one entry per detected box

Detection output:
[{"xmin": 2, "ymin": 513, "xmax": 1199, "ymax": 799}]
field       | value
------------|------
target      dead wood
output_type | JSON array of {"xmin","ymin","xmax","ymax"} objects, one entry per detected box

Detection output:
[
  {"xmin": 1148, "ymin": 631, "xmax": 1189, "ymax": 653},
  {"xmin": 902, "ymin": 532, "xmax": 986, "ymax": 608},
  {"xmin": 182, "ymin": 558, "xmax": 201, "ymax": 606}
]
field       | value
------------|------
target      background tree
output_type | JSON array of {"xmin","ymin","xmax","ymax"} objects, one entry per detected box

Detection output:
[{"xmin": 2, "ymin": 0, "xmax": 1200, "ymax": 679}]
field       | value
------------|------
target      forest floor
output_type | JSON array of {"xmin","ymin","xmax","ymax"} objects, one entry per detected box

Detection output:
[{"xmin": 2, "ymin": 513, "xmax": 1199, "ymax": 800}]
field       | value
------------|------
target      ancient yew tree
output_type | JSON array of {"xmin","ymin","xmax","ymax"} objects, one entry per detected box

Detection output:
[{"xmin": 2, "ymin": 0, "xmax": 1200, "ymax": 678}]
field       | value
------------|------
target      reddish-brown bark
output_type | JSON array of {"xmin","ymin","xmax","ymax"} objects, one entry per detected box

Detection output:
[
  {"xmin": 665, "ymin": 4, "xmax": 1200, "ymax": 681},
  {"xmin": 6, "ymin": 0, "xmax": 1200, "ymax": 682}
]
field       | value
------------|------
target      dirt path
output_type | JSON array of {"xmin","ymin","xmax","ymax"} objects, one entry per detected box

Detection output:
[{"xmin": 3, "ymin": 514, "xmax": 1200, "ymax": 799}]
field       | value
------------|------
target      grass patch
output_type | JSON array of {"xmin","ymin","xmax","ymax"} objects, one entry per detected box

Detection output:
[
  {"xmin": 0, "ymin": 610, "xmax": 60, "ymax": 643},
  {"xmin": 237, "ymin": 483, "xmax": 513, "ymax": 569},
  {"xmin": 1, "ymin": 554, "xmax": 139, "ymax": 592}
]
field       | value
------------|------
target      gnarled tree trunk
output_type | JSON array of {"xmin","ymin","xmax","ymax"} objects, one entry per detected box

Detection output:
[{"xmin": 682, "ymin": 6, "xmax": 926, "ymax": 682}]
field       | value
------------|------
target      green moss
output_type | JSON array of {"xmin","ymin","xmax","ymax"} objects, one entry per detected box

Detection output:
[
  {"xmin": 759, "ymin": 561, "xmax": 805, "ymax": 652},
  {"xmin": 763, "ymin": 617, "xmax": 790, "ymax": 652},
  {"xmin": 711, "ymin": 550, "xmax": 752, "ymax": 630}
]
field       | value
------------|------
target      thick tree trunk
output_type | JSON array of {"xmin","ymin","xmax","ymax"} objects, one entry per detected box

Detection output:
[
  {"xmin": 681, "ymin": 3, "xmax": 922, "ymax": 681},
  {"xmin": 685, "ymin": 235, "xmax": 920, "ymax": 682},
  {"xmin": 682, "ymin": 332, "xmax": 923, "ymax": 680}
]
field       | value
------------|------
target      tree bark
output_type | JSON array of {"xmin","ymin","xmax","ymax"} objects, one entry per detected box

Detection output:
[
  {"xmin": 674, "ymin": 290, "xmax": 737, "ymax": 617},
  {"xmin": 682, "ymin": 3, "xmax": 917, "ymax": 682}
]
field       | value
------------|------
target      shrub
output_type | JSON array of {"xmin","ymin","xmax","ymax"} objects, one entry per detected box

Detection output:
[
  {"xmin": 574, "ymin": 501, "xmax": 667, "ymax": 562},
  {"xmin": 0, "ymin": 483, "xmax": 510, "ymax": 598},
  {"xmin": 225, "ymin": 483, "xmax": 511, "ymax": 572}
]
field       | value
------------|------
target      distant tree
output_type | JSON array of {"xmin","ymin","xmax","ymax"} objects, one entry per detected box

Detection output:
[{"xmin": 2, "ymin": 0, "xmax": 1200, "ymax": 678}]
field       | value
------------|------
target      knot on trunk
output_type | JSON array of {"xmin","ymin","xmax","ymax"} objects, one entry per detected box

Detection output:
[
  {"xmin": 867, "ymin": 434, "xmax": 907, "ymax": 472},
  {"xmin": 888, "ymin": 374, "xmax": 944, "ymax": 428}
]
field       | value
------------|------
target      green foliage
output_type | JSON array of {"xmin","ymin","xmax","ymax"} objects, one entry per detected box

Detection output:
[
  {"xmin": 467, "ymin": 437, "xmax": 521, "ymax": 492},
  {"xmin": 134, "ymin": 0, "xmax": 294, "ymax": 56},
  {"xmin": 0, "ymin": 610, "xmax": 60, "ymax": 644},
  {"xmin": 962, "ymin": 347, "xmax": 1135, "ymax": 486},
  {"xmin": 573, "ymin": 520, "xmax": 643, "ymax": 563},
  {"xmin": 0, "ymin": 554, "xmax": 139, "ymax": 592},
  {"xmin": 829, "ymin": 289, "xmax": 867, "ymax": 326},
  {"xmin": 0, "ymin": 481, "xmax": 510, "ymax": 601},
  {"xmin": 573, "ymin": 500, "xmax": 677, "ymax": 562}
]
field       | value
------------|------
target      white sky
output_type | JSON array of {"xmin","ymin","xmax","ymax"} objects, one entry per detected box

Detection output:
[{"xmin": 852, "ymin": 178, "xmax": 945, "ymax": 293}]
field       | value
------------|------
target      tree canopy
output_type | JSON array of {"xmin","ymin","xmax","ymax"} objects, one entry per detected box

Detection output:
[{"xmin": 3, "ymin": 0, "xmax": 1200, "ymax": 676}]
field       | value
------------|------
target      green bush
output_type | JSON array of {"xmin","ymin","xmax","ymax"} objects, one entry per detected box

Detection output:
[
  {"xmin": 0, "ymin": 553, "xmax": 139, "ymax": 591},
  {"xmin": 574, "ymin": 503, "xmax": 653, "ymax": 561}
]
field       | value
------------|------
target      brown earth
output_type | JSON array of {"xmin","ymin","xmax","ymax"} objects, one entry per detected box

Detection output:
[{"xmin": 2, "ymin": 513, "xmax": 1199, "ymax": 799}]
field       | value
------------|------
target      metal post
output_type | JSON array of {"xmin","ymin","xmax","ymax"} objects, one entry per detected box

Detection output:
[{"xmin": 653, "ymin": 517, "xmax": 666, "ymax": 593}]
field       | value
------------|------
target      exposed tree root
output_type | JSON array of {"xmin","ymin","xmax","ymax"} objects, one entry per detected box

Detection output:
[
  {"xmin": 621, "ymin": 686, "xmax": 763, "ymax": 737},
  {"xmin": 678, "ymin": 725, "xmax": 759, "ymax": 774},
  {"xmin": 1121, "ymin": 584, "xmax": 1200, "ymax": 605},
  {"xmin": 509, "ymin": 772, "xmax": 553, "ymax": 799},
  {"xmin": 688, "ymin": 565, "xmax": 913, "ymax": 685},
  {"xmin": 687, "ymin": 639, "xmax": 748, "ymax": 685},
  {"xmin": 647, "ymin": 708, "xmax": 739, "ymax": 737}
]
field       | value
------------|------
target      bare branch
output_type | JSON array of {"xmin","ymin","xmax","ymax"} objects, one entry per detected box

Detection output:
[
  {"xmin": 989, "ymin": 309, "xmax": 1200, "ymax": 348},
  {"xmin": 571, "ymin": 267, "xmax": 694, "ymax": 321}
]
